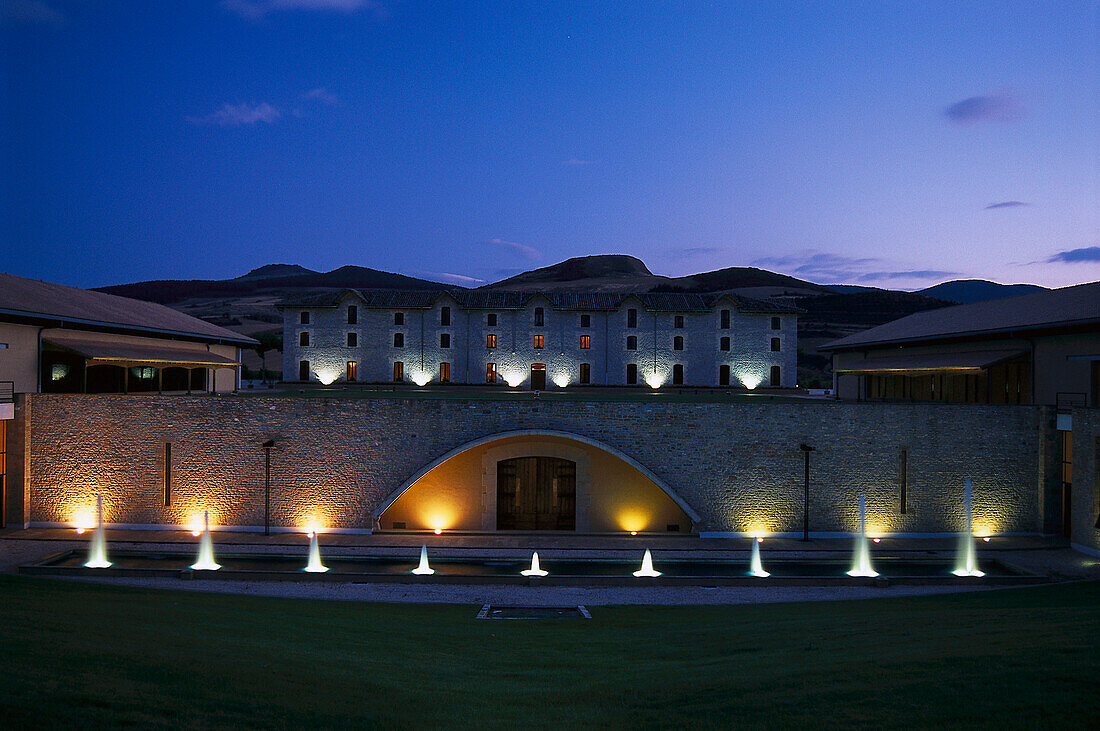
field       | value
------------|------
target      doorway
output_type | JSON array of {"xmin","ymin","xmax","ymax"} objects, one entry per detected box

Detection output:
[
  {"xmin": 530, "ymin": 363, "xmax": 546, "ymax": 390},
  {"xmin": 497, "ymin": 456, "xmax": 576, "ymax": 530}
]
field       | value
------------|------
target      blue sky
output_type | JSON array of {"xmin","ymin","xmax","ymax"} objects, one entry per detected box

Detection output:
[{"xmin": 2, "ymin": 1, "xmax": 1097, "ymax": 290}]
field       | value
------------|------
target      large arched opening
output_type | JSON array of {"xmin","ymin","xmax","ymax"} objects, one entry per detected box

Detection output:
[{"xmin": 374, "ymin": 430, "xmax": 699, "ymax": 533}]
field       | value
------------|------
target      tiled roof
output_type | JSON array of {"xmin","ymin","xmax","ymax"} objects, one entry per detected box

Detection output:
[
  {"xmin": 0, "ymin": 272, "xmax": 257, "ymax": 345},
  {"xmin": 822, "ymin": 281, "xmax": 1100, "ymax": 351},
  {"xmin": 277, "ymin": 288, "xmax": 802, "ymax": 314}
]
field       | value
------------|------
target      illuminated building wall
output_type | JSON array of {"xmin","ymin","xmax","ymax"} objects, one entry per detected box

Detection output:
[
  {"xmin": 12, "ymin": 393, "xmax": 1062, "ymax": 537},
  {"xmin": 280, "ymin": 290, "xmax": 799, "ymax": 389}
]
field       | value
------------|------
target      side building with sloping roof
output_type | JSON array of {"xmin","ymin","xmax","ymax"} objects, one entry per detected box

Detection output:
[
  {"xmin": 0, "ymin": 272, "xmax": 257, "ymax": 396},
  {"xmin": 278, "ymin": 288, "xmax": 800, "ymax": 389},
  {"xmin": 821, "ymin": 281, "xmax": 1100, "ymax": 407}
]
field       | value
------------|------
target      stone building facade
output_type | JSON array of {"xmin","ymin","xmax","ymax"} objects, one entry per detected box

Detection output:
[
  {"xmin": 278, "ymin": 289, "xmax": 799, "ymax": 389},
  {"xmin": 10, "ymin": 393, "xmax": 1082, "ymax": 543}
]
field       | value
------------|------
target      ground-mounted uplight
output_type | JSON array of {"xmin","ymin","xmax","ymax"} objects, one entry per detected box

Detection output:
[
  {"xmin": 505, "ymin": 375, "xmax": 524, "ymax": 387},
  {"xmin": 412, "ymin": 373, "xmax": 431, "ymax": 387},
  {"xmin": 434, "ymin": 528, "xmax": 442, "ymax": 535},
  {"xmin": 739, "ymin": 373, "xmax": 762, "ymax": 390},
  {"xmin": 630, "ymin": 531, "xmax": 637, "ymax": 536},
  {"xmin": 552, "ymin": 374, "xmax": 570, "ymax": 388},
  {"xmin": 314, "ymin": 369, "xmax": 339, "ymax": 386},
  {"xmin": 645, "ymin": 372, "xmax": 664, "ymax": 389}
]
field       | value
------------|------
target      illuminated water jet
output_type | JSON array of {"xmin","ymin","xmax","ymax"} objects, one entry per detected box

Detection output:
[
  {"xmin": 749, "ymin": 537, "xmax": 770, "ymax": 578},
  {"xmin": 632, "ymin": 549, "xmax": 662, "ymax": 577},
  {"xmin": 190, "ymin": 511, "xmax": 221, "ymax": 571},
  {"xmin": 83, "ymin": 493, "xmax": 112, "ymax": 569},
  {"xmin": 411, "ymin": 544, "xmax": 435, "ymax": 575},
  {"xmin": 304, "ymin": 531, "xmax": 329, "ymax": 573},
  {"xmin": 846, "ymin": 494, "xmax": 879, "ymax": 577},
  {"xmin": 520, "ymin": 551, "xmax": 548, "ymax": 577},
  {"xmin": 952, "ymin": 478, "xmax": 985, "ymax": 577}
]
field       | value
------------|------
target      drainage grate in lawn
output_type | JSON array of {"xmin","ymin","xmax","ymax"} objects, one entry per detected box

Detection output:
[{"xmin": 476, "ymin": 605, "xmax": 591, "ymax": 620}]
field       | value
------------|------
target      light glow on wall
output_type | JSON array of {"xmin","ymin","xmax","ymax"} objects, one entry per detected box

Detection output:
[
  {"xmin": 314, "ymin": 368, "xmax": 339, "ymax": 386},
  {"xmin": 738, "ymin": 372, "xmax": 762, "ymax": 390},
  {"xmin": 617, "ymin": 509, "xmax": 649, "ymax": 533},
  {"xmin": 188, "ymin": 512, "xmax": 219, "ymax": 536},
  {"xmin": 504, "ymin": 373, "xmax": 525, "ymax": 387},
  {"xmin": 552, "ymin": 373, "xmax": 570, "ymax": 388},
  {"xmin": 411, "ymin": 371, "xmax": 431, "ymax": 387},
  {"xmin": 420, "ymin": 505, "xmax": 457, "ymax": 532},
  {"xmin": 645, "ymin": 372, "xmax": 664, "ymax": 389}
]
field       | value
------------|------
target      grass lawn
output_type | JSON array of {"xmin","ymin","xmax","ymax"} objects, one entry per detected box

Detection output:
[{"xmin": 1, "ymin": 577, "xmax": 1097, "ymax": 729}]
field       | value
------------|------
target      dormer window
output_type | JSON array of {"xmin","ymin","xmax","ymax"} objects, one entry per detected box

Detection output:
[
  {"xmin": 441, "ymin": 306, "xmax": 451, "ymax": 326},
  {"xmin": 347, "ymin": 305, "xmax": 357, "ymax": 325},
  {"xmin": 534, "ymin": 307, "xmax": 544, "ymax": 326},
  {"xmin": 627, "ymin": 308, "xmax": 638, "ymax": 328},
  {"xmin": 720, "ymin": 309, "xmax": 730, "ymax": 329}
]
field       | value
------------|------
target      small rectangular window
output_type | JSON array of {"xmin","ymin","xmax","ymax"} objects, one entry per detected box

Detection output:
[
  {"xmin": 626, "ymin": 335, "xmax": 637, "ymax": 350},
  {"xmin": 487, "ymin": 334, "xmax": 497, "ymax": 348},
  {"xmin": 719, "ymin": 364, "xmax": 730, "ymax": 386},
  {"xmin": 580, "ymin": 335, "xmax": 590, "ymax": 349},
  {"xmin": 300, "ymin": 311, "xmax": 310, "ymax": 325},
  {"xmin": 393, "ymin": 332, "xmax": 404, "ymax": 348},
  {"xmin": 673, "ymin": 363, "xmax": 684, "ymax": 385},
  {"xmin": 771, "ymin": 337, "xmax": 781, "ymax": 352},
  {"xmin": 626, "ymin": 363, "xmax": 638, "ymax": 385},
  {"xmin": 487, "ymin": 313, "xmax": 497, "ymax": 326},
  {"xmin": 394, "ymin": 312, "xmax": 404, "ymax": 326},
  {"xmin": 534, "ymin": 307, "xmax": 544, "ymax": 326},
  {"xmin": 771, "ymin": 316, "xmax": 781, "ymax": 330},
  {"xmin": 674, "ymin": 315, "xmax": 684, "ymax": 329},
  {"xmin": 720, "ymin": 336, "xmax": 730, "ymax": 351},
  {"xmin": 440, "ymin": 333, "xmax": 451, "ymax": 348},
  {"xmin": 673, "ymin": 336, "xmax": 684, "ymax": 351},
  {"xmin": 579, "ymin": 363, "xmax": 591, "ymax": 384},
  {"xmin": 393, "ymin": 361, "xmax": 403, "ymax": 381},
  {"xmin": 770, "ymin": 365, "xmax": 781, "ymax": 387},
  {"xmin": 720, "ymin": 310, "xmax": 730, "ymax": 329},
  {"xmin": 346, "ymin": 332, "xmax": 357, "ymax": 347},
  {"xmin": 440, "ymin": 362, "xmax": 450, "ymax": 383},
  {"xmin": 486, "ymin": 362, "xmax": 496, "ymax": 383},
  {"xmin": 299, "ymin": 332, "xmax": 310, "ymax": 347},
  {"xmin": 580, "ymin": 314, "xmax": 591, "ymax": 328},
  {"xmin": 299, "ymin": 360, "xmax": 310, "ymax": 381},
  {"xmin": 347, "ymin": 305, "xmax": 358, "ymax": 324},
  {"xmin": 627, "ymin": 308, "xmax": 637, "ymax": 328},
  {"xmin": 441, "ymin": 306, "xmax": 451, "ymax": 326},
  {"xmin": 533, "ymin": 334, "xmax": 544, "ymax": 349},
  {"xmin": 347, "ymin": 361, "xmax": 357, "ymax": 382}
]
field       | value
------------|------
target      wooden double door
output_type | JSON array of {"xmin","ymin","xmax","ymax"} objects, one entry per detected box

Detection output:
[{"xmin": 497, "ymin": 456, "xmax": 576, "ymax": 530}]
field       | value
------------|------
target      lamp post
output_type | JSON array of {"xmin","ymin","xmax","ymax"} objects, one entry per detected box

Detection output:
[
  {"xmin": 262, "ymin": 440, "xmax": 275, "ymax": 536},
  {"xmin": 799, "ymin": 443, "xmax": 816, "ymax": 541}
]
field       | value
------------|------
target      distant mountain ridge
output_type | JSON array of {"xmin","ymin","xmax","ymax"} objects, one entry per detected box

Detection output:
[
  {"xmin": 95, "ymin": 256, "xmax": 1046, "ymax": 388},
  {"xmin": 917, "ymin": 279, "xmax": 1048, "ymax": 304}
]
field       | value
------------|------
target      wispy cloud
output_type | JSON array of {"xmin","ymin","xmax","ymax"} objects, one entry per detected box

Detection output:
[
  {"xmin": 858, "ymin": 270, "xmax": 958, "ymax": 281},
  {"xmin": 420, "ymin": 271, "xmax": 486, "ymax": 286},
  {"xmin": 945, "ymin": 90, "xmax": 1023, "ymax": 124},
  {"xmin": 752, "ymin": 251, "xmax": 956, "ymax": 284},
  {"xmin": 562, "ymin": 158, "xmax": 594, "ymax": 166},
  {"xmin": 674, "ymin": 247, "xmax": 725, "ymax": 258},
  {"xmin": 187, "ymin": 102, "xmax": 281, "ymax": 127},
  {"xmin": 224, "ymin": 0, "xmax": 384, "ymax": 19},
  {"xmin": 0, "ymin": 0, "xmax": 65, "ymax": 24},
  {"xmin": 1047, "ymin": 246, "xmax": 1100, "ymax": 264},
  {"xmin": 303, "ymin": 87, "xmax": 339, "ymax": 106},
  {"xmin": 489, "ymin": 237, "xmax": 542, "ymax": 261},
  {"xmin": 985, "ymin": 201, "xmax": 1030, "ymax": 210}
]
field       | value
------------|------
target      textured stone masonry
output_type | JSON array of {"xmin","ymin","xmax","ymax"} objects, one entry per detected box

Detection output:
[{"xmin": 20, "ymin": 394, "xmax": 1053, "ymax": 535}]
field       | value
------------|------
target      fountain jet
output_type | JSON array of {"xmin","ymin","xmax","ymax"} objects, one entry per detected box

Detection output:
[
  {"xmin": 749, "ymin": 537, "xmax": 770, "ymax": 577},
  {"xmin": 952, "ymin": 478, "xmax": 985, "ymax": 577},
  {"xmin": 304, "ymin": 531, "xmax": 329, "ymax": 573},
  {"xmin": 520, "ymin": 551, "xmax": 548, "ymax": 577},
  {"xmin": 847, "ymin": 493, "xmax": 879, "ymax": 577},
  {"xmin": 190, "ymin": 511, "xmax": 221, "ymax": 571},
  {"xmin": 83, "ymin": 493, "xmax": 112, "ymax": 569},
  {"xmin": 632, "ymin": 549, "xmax": 662, "ymax": 577},
  {"xmin": 411, "ymin": 544, "xmax": 435, "ymax": 575}
]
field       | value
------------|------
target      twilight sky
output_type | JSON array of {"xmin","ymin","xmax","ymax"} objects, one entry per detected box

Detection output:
[{"xmin": 2, "ymin": 1, "xmax": 1097, "ymax": 290}]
